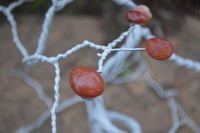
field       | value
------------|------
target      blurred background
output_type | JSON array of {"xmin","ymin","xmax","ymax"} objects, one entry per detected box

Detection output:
[{"xmin": 0, "ymin": 0, "xmax": 200, "ymax": 133}]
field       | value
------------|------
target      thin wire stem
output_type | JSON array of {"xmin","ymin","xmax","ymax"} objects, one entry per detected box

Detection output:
[
  {"xmin": 51, "ymin": 62, "xmax": 60, "ymax": 133},
  {"xmin": 110, "ymin": 48, "xmax": 145, "ymax": 52}
]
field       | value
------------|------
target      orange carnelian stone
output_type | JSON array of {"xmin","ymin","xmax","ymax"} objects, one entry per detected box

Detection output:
[
  {"xmin": 145, "ymin": 38, "xmax": 174, "ymax": 60},
  {"xmin": 69, "ymin": 66, "xmax": 104, "ymax": 98},
  {"xmin": 134, "ymin": 5, "xmax": 152, "ymax": 20},
  {"xmin": 126, "ymin": 10, "xmax": 149, "ymax": 24},
  {"xmin": 126, "ymin": 5, "xmax": 152, "ymax": 24}
]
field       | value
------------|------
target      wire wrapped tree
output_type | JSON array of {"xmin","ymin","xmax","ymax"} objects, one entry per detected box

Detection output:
[{"xmin": 0, "ymin": 0, "xmax": 200, "ymax": 133}]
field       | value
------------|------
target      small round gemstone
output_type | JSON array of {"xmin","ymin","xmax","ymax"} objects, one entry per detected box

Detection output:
[
  {"xmin": 69, "ymin": 66, "xmax": 104, "ymax": 98},
  {"xmin": 145, "ymin": 38, "xmax": 174, "ymax": 60}
]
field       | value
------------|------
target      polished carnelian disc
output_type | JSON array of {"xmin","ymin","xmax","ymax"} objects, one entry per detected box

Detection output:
[
  {"xmin": 145, "ymin": 38, "xmax": 174, "ymax": 60},
  {"xmin": 126, "ymin": 10, "xmax": 149, "ymax": 24},
  {"xmin": 69, "ymin": 66, "xmax": 104, "ymax": 98},
  {"xmin": 134, "ymin": 5, "xmax": 152, "ymax": 20}
]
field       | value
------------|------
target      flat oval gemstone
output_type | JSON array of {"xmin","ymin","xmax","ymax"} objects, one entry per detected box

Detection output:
[
  {"xmin": 145, "ymin": 38, "xmax": 174, "ymax": 60},
  {"xmin": 126, "ymin": 10, "xmax": 149, "ymax": 24},
  {"xmin": 134, "ymin": 5, "xmax": 152, "ymax": 20},
  {"xmin": 69, "ymin": 66, "xmax": 104, "ymax": 98}
]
